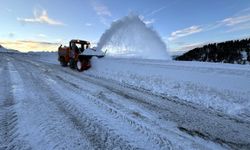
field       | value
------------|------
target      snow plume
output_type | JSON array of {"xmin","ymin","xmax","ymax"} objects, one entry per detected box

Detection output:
[{"xmin": 97, "ymin": 14, "xmax": 170, "ymax": 60}]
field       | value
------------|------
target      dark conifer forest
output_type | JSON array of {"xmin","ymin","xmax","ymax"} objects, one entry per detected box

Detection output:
[{"xmin": 175, "ymin": 38, "xmax": 250, "ymax": 64}]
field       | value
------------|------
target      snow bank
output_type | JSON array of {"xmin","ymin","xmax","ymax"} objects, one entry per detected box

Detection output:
[
  {"xmin": 86, "ymin": 57, "xmax": 250, "ymax": 119},
  {"xmin": 31, "ymin": 51, "xmax": 250, "ymax": 120},
  {"xmin": 0, "ymin": 46, "xmax": 19, "ymax": 53},
  {"xmin": 97, "ymin": 14, "xmax": 170, "ymax": 60},
  {"xmin": 27, "ymin": 52, "xmax": 58, "ymax": 64},
  {"xmin": 0, "ymin": 48, "xmax": 7, "ymax": 52}
]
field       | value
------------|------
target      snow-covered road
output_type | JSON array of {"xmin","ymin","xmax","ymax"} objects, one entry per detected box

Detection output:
[{"xmin": 0, "ymin": 52, "xmax": 250, "ymax": 150}]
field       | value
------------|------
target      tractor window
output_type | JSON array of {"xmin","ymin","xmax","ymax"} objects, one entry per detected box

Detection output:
[
  {"xmin": 86, "ymin": 44, "xmax": 90, "ymax": 49},
  {"xmin": 82, "ymin": 44, "xmax": 90, "ymax": 50},
  {"xmin": 75, "ymin": 43, "xmax": 81, "ymax": 49},
  {"xmin": 83, "ymin": 44, "xmax": 87, "ymax": 50},
  {"xmin": 75, "ymin": 43, "xmax": 84, "ymax": 52}
]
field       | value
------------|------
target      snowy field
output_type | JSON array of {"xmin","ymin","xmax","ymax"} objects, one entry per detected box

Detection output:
[
  {"xmin": 31, "ymin": 52, "xmax": 250, "ymax": 120},
  {"xmin": 0, "ymin": 51, "xmax": 250, "ymax": 150},
  {"xmin": 88, "ymin": 57, "xmax": 250, "ymax": 119}
]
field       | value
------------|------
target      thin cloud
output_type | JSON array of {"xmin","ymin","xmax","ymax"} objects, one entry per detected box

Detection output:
[
  {"xmin": 18, "ymin": 40, "xmax": 59, "ymax": 45},
  {"xmin": 226, "ymin": 22, "xmax": 250, "ymax": 32},
  {"xmin": 234, "ymin": 7, "xmax": 250, "ymax": 16},
  {"xmin": 175, "ymin": 42, "xmax": 208, "ymax": 51},
  {"xmin": 168, "ymin": 41, "xmax": 210, "ymax": 52},
  {"xmin": 144, "ymin": 19, "xmax": 155, "ymax": 25},
  {"xmin": 168, "ymin": 26, "xmax": 203, "ymax": 41},
  {"xmin": 139, "ymin": 15, "xmax": 155, "ymax": 25},
  {"xmin": 17, "ymin": 9, "xmax": 64, "ymax": 26},
  {"xmin": 168, "ymin": 7, "xmax": 250, "ymax": 41},
  {"xmin": 37, "ymin": 34, "xmax": 47, "ymax": 38},
  {"xmin": 221, "ymin": 15, "xmax": 250, "ymax": 26},
  {"xmin": 216, "ymin": 7, "xmax": 250, "ymax": 29},
  {"xmin": 85, "ymin": 23, "xmax": 92, "ymax": 26},
  {"xmin": 219, "ymin": 7, "xmax": 250, "ymax": 32},
  {"xmin": 142, "ymin": 6, "xmax": 166, "ymax": 25},
  {"xmin": 93, "ymin": 3, "xmax": 112, "ymax": 17},
  {"xmin": 146, "ymin": 0, "xmax": 180, "ymax": 17},
  {"xmin": 147, "ymin": 6, "xmax": 166, "ymax": 17},
  {"xmin": 92, "ymin": 1, "xmax": 112, "ymax": 26},
  {"xmin": 0, "ymin": 40, "xmax": 60, "ymax": 52}
]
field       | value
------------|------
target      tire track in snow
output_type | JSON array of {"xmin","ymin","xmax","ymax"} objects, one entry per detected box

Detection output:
[
  {"xmin": 0, "ymin": 55, "xmax": 31, "ymax": 150},
  {"xmin": 40, "ymin": 61, "xmax": 249, "ymax": 149},
  {"xmin": 52, "ymin": 69, "xmax": 232, "ymax": 150},
  {"xmin": 9, "ymin": 53, "xmax": 248, "ymax": 149},
  {"xmin": 13, "ymin": 53, "xmax": 175, "ymax": 149},
  {"xmin": 52, "ymin": 75, "xmax": 174, "ymax": 150},
  {"xmin": 33, "ymin": 59, "xmax": 178, "ymax": 149},
  {"xmin": 14, "ymin": 55, "xmax": 142, "ymax": 149},
  {"xmin": 17, "ymin": 55, "xmax": 229, "ymax": 149},
  {"xmin": 82, "ymin": 73, "xmax": 250, "ymax": 150},
  {"xmin": 11, "ymin": 58, "xmax": 94, "ymax": 149}
]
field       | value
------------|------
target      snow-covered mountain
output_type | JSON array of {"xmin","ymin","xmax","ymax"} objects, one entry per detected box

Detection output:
[
  {"xmin": 0, "ymin": 44, "xmax": 7, "ymax": 52},
  {"xmin": 0, "ymin": 45, "xmax": 19, "ymax": 53}
]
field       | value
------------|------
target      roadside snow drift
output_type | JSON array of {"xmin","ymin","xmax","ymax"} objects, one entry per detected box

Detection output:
[
  {"xmin": 29, "ymin": 52, "xmax": 250, "ymax": 120},
  {"xmin": 97, "ymin": 14, "xmax": 170, "ymax": 60},
  {"xmin": 87, "ymin": 57, "xmax": 250, "ymax": 120},
  {"xmin": 27, "ymin": 52, "xmax": 250, "ymax": 120},
  {"xmin": 0, "ymin": 45, "xmax": 8, "ymax": 52}
]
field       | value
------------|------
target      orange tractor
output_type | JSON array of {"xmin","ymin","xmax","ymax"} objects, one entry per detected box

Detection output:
[{"xmin": 58, "ymin": 39, "xmax": 105, "ymax": 72}]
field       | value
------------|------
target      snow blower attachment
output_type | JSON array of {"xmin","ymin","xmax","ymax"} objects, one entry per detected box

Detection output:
[{"xmin": 58, "ymin": 39, "xmax": 105, "ymax": 72}]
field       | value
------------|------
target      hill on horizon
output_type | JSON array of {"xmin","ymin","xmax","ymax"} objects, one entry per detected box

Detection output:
[
  {"xmin": 175, "ymin": 38, "xmax": 250, "ymax": 64},
  {"xmin": 0, "ymin": 44, "xmax": 19, "ymax": 53}
]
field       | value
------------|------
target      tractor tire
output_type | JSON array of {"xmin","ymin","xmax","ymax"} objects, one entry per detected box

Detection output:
[
  {"xmin": 76, "ymin": 59, "xmax": 84, "ymax": 72},
  {"xmin": 76, "ymin": 59, "xmax": 91, "ymax": 72},
  {"xmin": 69, "ymin": 59, "xmax": 76, "ymax": 69},
  {"xmin": 59, "ymin": 57, "xmax": 67, "ymax": 67}
]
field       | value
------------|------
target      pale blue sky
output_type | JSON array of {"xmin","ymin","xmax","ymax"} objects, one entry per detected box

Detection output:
[{"xmin": 1, "ymin": 0, "xmax": 250, "ymax": 52}]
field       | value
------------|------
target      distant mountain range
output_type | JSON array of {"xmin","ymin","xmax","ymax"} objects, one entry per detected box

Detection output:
[{"xmin": 175, "ymin": 38, "xmax": 250, "ymax": 64}]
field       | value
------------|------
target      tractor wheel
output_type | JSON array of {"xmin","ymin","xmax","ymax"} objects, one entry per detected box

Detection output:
[
  {"xmin": 60, "ymin": 57, "xmax": 67, "ymax": 67},
  {"xmin": 69, "ymin": 59, "xmax": 76, "ymax": 69},
  {"xmin": 76, "ymin": 59, "xmax": 91, "ymax": 72}
]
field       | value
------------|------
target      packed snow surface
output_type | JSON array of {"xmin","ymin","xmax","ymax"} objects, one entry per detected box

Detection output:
[
  {"xmin": 0, "ymin": 48, "xmax": 7, "ymax": 52},
  {"xmin": 32, "ymin": 52, "xmax": 250, "ymax": 119},
  {"xmin": 88, "ymin": 57, "xmax": 250, "ymax": 119},
  {"xmin": 1, "ymin": 51, "xmax": 250, "ymax": 150},
  {"xmin": 97, "ymin": 14, "xmax": 170, "ymax": 60}
]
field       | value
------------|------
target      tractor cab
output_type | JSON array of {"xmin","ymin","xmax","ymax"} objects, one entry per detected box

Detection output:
[{"xmin": 70, "ymin": 39, "xmax": 91, "ymax": 54}]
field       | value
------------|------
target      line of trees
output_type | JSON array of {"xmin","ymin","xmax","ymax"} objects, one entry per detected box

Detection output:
[{"xmin": 175, "ymin": 38, "xmax": 250, "ymax": 64}]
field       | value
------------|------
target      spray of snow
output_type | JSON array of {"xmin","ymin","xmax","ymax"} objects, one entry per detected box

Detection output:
[{"xmin": 97, "ymin": 14, "xmax": 170, "ymax": 60}]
